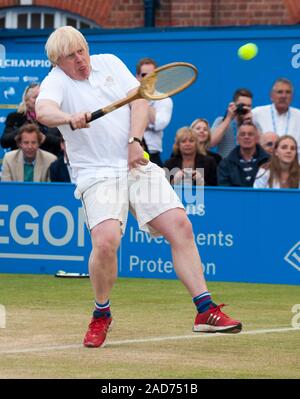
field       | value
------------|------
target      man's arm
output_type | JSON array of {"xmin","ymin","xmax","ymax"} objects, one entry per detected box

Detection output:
[
  {"xmin": 36, "ymin": 99, "xmax": 90, "ymax": 130},
  {"xmin": 128, "ymin": 88, "xmax": 149, "ymax": 169},
  {"xmin": 210, "ymin": 102, "xmax": 236, "ymax": 147},
  {"xmin": 148, "ymin": 98, "xmax": 173, "ymax": 131}
]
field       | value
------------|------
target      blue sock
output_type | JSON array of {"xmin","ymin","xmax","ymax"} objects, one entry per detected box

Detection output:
[
  {"xmin": 193, "ymin": 292, "xmax": 215, "ymax": 313},
  {"xmin": 93, "ymin": 300, "xmax": 111, "ymax": 318}
]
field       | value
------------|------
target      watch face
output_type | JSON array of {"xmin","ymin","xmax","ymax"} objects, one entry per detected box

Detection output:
[{"xmin": 128, "ymin": 137, "xmax": 134, "ymax": 143}]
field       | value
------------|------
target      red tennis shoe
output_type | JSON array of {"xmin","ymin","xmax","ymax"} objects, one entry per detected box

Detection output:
[
  {"xmin": 83, "ymin": 316, "xmax": 113, "ymax": 348},
  {"xmin": 193, "ymin": 304, "xmax": 242, "ymax": 333}
]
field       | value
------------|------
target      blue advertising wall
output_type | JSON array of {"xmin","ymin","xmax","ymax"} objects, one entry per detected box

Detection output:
[
  {"xmin": 0, "ymin": 182, "xmax": 299, "ymax": 285},
  {"xmin": 1, "ymin": 25, "xmax": 300, "ymax": 161}
]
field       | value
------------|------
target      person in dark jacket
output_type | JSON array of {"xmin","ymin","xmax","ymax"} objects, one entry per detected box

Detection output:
[
  {"xmin": 163, "ymin": 126, "xmax": 217, "ymax": 186},
  {"xmin": 50, "ymin": 134, "xmax": 72, "ymax": 182},
  {"xmin": 0, "ymin": 83, "xmax": 61, "ymax": 156},
  {"xmin": 218, "ymin": 121, "xmax": 270, "ymax": 186}
]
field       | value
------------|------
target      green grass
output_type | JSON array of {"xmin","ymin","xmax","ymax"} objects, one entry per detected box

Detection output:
[{"xmin": 0, "ymin": 274, "xmax": 299, "ymax": 379}]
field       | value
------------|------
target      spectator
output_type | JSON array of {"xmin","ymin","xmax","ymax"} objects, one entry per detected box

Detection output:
[
  {"xmin": 218, "ymin": 121, "xmax": 269, "ymax": 187},
  {"xmin": 50, "ymin": 134, "xmax": 73, "ymax": 182},
  {"xmin": 211, "ymin": 88, "xmax": 253, "ymax": 157},
  {"xmin": 252, "ymin": 78, "xmax": 300, "ymax": 156},
  {"xmin": 259, "ymin": 131, "xmax": 279, "ymax": 155},
  {"xmin": 164, "ymin": 126, "xmax": 217, "ymax": 186},
  {"xmin": 1, "ymin": 123, "xmax": 56, "ymax": 182},
  {"xmin": 136, "ymin": 57, "xmax": 173, "ymax": 167},
  {"xmin": 190, "ymin": 118, "xmax": 222, "ymax": 165},
  {"xmin": 0, "ymin": 83, "xmax": 61, "ymax": 156},
  {"xmin": 254, "ymin": 135, "xmax": 300, "ymax": 188}
]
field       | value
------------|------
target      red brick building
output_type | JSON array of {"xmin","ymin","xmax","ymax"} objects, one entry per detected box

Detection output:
[{"xmin": 0, "ymin": 0, "xmax": 299, "ymax": 29}]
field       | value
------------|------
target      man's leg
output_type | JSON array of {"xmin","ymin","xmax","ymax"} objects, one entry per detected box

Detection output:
[
  {"xmin": 148, "ymin": 208, "xmax": 207, "ymax": 296},
  {"xmin": 89, "ymin": 219, "xmax": 121, "ymax": 303},
  {"xmin": 84, "ymin": 219, "xmax": 122, "ymax": 347},
  {"xmin": 148, "ymin": 208, "xmax": 242, "ymax": 333}
]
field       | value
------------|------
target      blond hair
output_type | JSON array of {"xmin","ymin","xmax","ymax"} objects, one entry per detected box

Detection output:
[
  {"xmin": 45, "ymin": 26, "xmax": 89, "ymax": 65},
  {"xmin": 173, "ymin": 127, "xmax": 202, "ymax": 155},
  {"xmin": 17, "ymin": 83, "xmax": 40, "ymax": 113},
  {"xmin": 190, "ymin": 118, "xmax": 212, "ymax": 153}
]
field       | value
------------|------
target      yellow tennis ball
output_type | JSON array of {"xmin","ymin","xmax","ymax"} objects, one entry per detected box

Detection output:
[
  {"xmin": 143, "ymin": 151, "xmax": 150, "ymax": 160},
  {"xmin": 238, "ymin": 43, "xmax": 258, "ymax": 61}
]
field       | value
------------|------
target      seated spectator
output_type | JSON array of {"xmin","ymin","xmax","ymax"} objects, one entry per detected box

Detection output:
[
  {"xmin": 50, "ymin": 134, "xmax": 72, "ymax": 182},
  {"xmin": 0, "ymin": 83, "xmax": 61, "ymax": 156},
  {"xmin": 163, "ymin": 127, "xmax": 217, "ymax": 186},
  {"xmin": 190, "ymin": 118, "xmax": 222, "ymax": 165},
  {"xmin": 254, "ymin": 135, "xmax": 300, "ymax": 188},
  {"xmin": 211, "ymin": 88, "xmax": 253, "ymax": 157},
  {"xmin": 218, "ymin": 121, "xmax": 269, "ymax": 187},
  {"xmin": 252, "ymin": 78, "xmax": 300, "ymax": 157},
  {"xmin": 259, "ymin": 131, "xmax": 279, "ymax": 155},
  {"xmin": 1, "ymin": 123, "xmax": 56, "ymax": 182}
]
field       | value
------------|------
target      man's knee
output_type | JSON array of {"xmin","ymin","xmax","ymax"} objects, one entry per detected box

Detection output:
[
  {"xmin": 91, "ymin": 227, "xmax": 120, "ymax": 258},
  {"xmin": 171, "ymin": 215, "xmax": 194, "ymax": 241}
]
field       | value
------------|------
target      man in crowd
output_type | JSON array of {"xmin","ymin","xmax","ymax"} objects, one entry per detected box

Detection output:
[
  {"xmin": 218, "ymin": 121, "xmax": 269, "ymax": 186},
  {"xmin": 136, "ymin": 57, "xmax": 173, "ymax": 167},
  {"xmin": 1, "ymin": 123, "xmax": 56, "ymax": 182},
  {"xmin": 211, "ymin": 88, "xmax": 253, "ymax": 157},
  {"xmin": 252, "ymin": 78, "xmax": 300, "ymax": 157},
  {"xmin": 259, "ymin": 131, "xmax": 279, "ymax": 155}
]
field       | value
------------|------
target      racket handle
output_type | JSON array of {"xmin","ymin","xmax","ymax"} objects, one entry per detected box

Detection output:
[
  {"xmin": 90, "ymin": 109, "xmax": 105, "ymax": 122},
  {"xmin": 69, "ymin": 111, "xmax": 103, "ymax": 130}
]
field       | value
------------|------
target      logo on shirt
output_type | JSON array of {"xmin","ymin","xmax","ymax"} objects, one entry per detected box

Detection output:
[
  {"xmin": 104, "ymin": 76, "xmax": 115, "ymax": 87},
  {"xmin": 284, "ymin": 241, "xmax": 300, "ymax": 272}
]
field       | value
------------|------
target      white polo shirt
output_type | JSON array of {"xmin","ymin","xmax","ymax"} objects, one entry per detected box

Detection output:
[
  {"xmin": 144, "ymin": 97, "xmax": 173, "ymax": 153},
  {"xmin": 37, "ymin": 54, "xmax": 139, "ymax": 182},
  {"xmin": 252, "ymin": 104, "xmax": 300, "ymax": 158}
]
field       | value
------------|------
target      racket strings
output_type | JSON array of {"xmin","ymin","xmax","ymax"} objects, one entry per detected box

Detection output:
[{"xmin": 142, "ymin": 65, "xmax": 197, "ymax": 99}]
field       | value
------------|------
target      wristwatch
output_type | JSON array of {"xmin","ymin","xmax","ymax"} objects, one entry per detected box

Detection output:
[{"xmin": 128, "ymin": 136, "xmax": 142, "ymax": 145}]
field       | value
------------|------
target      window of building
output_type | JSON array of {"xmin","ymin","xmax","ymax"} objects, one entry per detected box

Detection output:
[{"xmin": 0, "ymin": 7, "xmax": 99, "ymax": 29}]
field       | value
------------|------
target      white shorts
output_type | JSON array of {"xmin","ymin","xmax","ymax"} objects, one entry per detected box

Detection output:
[{"xmin": 77, "ymin": 162, "xmax": 184, "ymax": 236}]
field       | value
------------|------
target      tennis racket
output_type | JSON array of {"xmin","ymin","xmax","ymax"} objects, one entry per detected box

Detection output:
[{"xmin": 87, "ymin": 62, "xmax": 197, "ymax": 123}]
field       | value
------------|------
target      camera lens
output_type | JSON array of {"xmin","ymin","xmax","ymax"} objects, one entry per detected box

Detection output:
[{"xmin": 236, "ymin": 104, "xmax": 248, "ymax": 115}]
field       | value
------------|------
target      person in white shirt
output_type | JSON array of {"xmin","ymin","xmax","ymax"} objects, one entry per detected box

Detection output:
[
  {"xmin": 254, "ymin": 135, "xmax": 300, "ymax": 188},
  {"xmin": 35, "ymin": 26, "xmax": 241, "ymax": 349},
  {"xmin": 136, "ymin": 57, "xmax": 173, "ymax": 167},
  {"xmin": 252, "ymin": 78, "xmax": 300, "ymax": 158}
]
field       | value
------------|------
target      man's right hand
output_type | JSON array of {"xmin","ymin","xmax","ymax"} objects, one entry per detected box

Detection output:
[
  {"xmin": 69, "ymin": 112, "xmax": 91, "ymax": 130},
  {"xmin": 226, "ymin": 102, "xmax": 237, "ymax": 120}
]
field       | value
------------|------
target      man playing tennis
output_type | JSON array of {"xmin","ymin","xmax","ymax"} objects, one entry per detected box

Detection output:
[{"xmin": 36, "ymin": 26, "xmax": 242, "ymax": 348}]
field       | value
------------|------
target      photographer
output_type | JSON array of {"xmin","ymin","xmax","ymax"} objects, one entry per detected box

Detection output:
[{"xmin": 211, "ymin": 88, "xmax": 253, "ymax": 157}]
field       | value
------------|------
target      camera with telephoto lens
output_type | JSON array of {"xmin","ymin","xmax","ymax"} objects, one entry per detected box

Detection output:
[{"xmin": 235, "ymin": 103, "xmax": 249, "ymax": 115}]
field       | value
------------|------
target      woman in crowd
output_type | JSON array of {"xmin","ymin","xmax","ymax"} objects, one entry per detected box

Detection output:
[
  {"xmin": 0, "ymin": 83, "xmax": 61, "ymax": 156},
  {"xmin": 253, "ymin": 135, "xmax": 300, "ymax": 188},
  {"xmin": 190, "ymin": 118, "xmax": 222, "ymax": 165},
  {"xmin": 163, "ymin": 126, "xmax": 217, "ymax": 186}
]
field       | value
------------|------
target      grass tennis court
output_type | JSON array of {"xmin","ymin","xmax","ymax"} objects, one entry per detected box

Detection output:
[{"xmin": 0, "ymin": 274, "xmax": 299, "ymax": 379}]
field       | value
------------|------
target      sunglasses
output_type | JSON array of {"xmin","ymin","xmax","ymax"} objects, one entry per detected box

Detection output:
[{"xmin": 265, "ymin": 141, "xmax": 275, "ymax": 147}]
